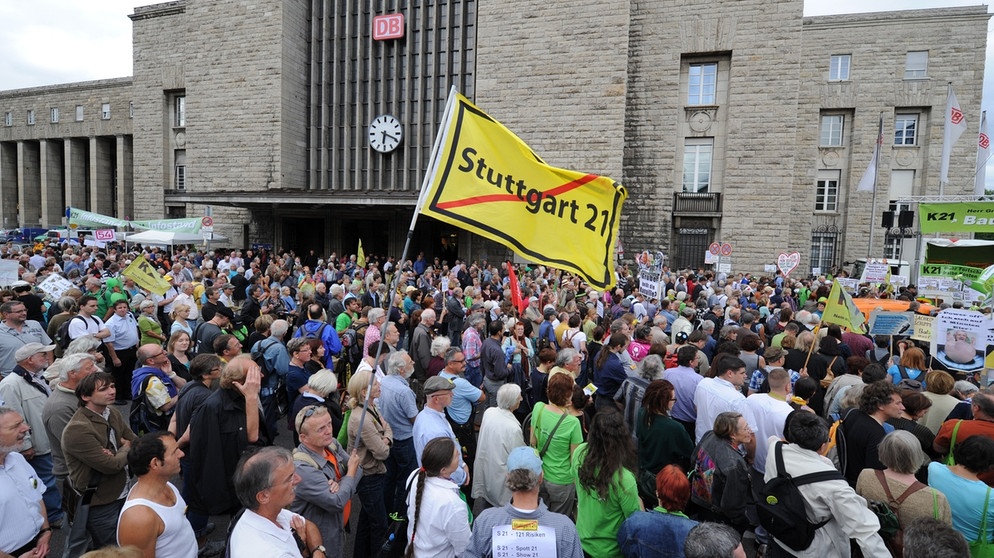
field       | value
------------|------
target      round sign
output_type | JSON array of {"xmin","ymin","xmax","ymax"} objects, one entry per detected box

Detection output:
[
  {"xmin": 720, "ymin": 243, "xmax": 732, "ymax": 256},
  {"xmin": 69, "ymin": 223, "xmax": 78, "ymax": 230},
  {"xmin": 201, "ymin": 216, "xmax": 214, "ymax": 227},
  {"xmin": 708, "ymin": 242, "xmax": 721, "ymax": 255}
]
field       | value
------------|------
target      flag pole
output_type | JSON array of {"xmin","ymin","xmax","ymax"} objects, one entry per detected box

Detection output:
[
  {"xmin": 867, "ymin": 112, "xmax": 884, "ymax": 258},
  {"xmin": 349, "ymin": 85, "xmax": 460, "ymax": 452}
]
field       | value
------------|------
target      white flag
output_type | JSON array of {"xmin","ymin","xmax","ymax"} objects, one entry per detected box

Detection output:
[
  {"xmin": 940, "ymin": 86, "xmax": 968, "ymax": 183},
  {"xmin": 976, "ymin": 111, "xmax": 989, "ymax": 196},
  {"xmin": 857, "ymin": 115, "xmax": 883, "ymax": 193}
]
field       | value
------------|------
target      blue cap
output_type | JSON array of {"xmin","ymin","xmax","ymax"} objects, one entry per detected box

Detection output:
[{"xmin": 506, "ymin": 447, "xmax": 543, "ymax": 475}]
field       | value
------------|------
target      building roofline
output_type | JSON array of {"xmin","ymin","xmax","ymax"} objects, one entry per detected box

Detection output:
[
  {"xmin": 0, "ymin": 77, "xmax": 133, "ymax": 98},
  {"xmin": 804, "ymin": 5, "xmax": 991, "ymax": 29}
]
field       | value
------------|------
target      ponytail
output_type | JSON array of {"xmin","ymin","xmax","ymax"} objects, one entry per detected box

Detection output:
[{"xmin": 404, "ymin": 469, "xmax": 427, "ymax": 558}]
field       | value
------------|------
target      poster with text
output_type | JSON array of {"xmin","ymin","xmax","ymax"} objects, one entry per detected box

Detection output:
[{"xmin": 930, "ymin": 309, "xmax": 987, "ymax": 377}]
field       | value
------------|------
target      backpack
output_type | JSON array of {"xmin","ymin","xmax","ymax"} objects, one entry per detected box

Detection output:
[
  {"xmin": 664, "ymin": 351, "xmax": 679, "ymax": 369},
  {"xmin": 536, "ymin": 322, "xmax": 556, "ymax": 352},
  {"xmin": 129, "ymin": 374, "xmax": 171, "ymax": 436},
  {"xmin": 822, "ymin": 409, "xmax": 850, "ymax": 474},
  {"xmin": 870, "ymin": 349, "xmax": 892, "ymax": 365},
  {"xmin": 758, "ymin": 441, "xmax": 846, "ymax": 551},
  {"xmin": 867, "ymin": 469, "xmax": 935, "ymax": 558},
  {"xmin": 251, "ymin": 338, "xmax": 289, "ymax": 418},
  {"xmin": 56, "ymin": 315, "xmax": 90, "ymax": 350},
  {"xmin": 895, "ymin": 365, "xmax": 923, "ymax": 392}
]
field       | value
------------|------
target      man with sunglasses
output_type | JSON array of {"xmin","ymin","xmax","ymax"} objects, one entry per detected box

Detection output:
[{"xmin": 131, "ymin": 344, "xmax": 188, "ymax": 433}]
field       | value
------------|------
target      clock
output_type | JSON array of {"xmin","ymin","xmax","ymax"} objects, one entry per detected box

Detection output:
[{"xmin": 368, "ymin": 114, "xmax": 403, "ymax": 153}]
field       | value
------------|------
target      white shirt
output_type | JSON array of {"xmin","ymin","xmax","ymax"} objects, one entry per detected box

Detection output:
[
  {"xmin": 67, "ymin": 314, "xmax": 106, "ymax": 340},
  {"xmin": 744, "ymin": 393, "xmax": 793, "ymax": 473},
  {"xmin": 229, "ymin": 508, "xmax": 303, "ymax": 558},
  {"xmin": 405, "ymin": 473, "xmax": 472, "ymax": 558},
  {"xmin": 106, "ymin": 312, "xmax": 140, "ymax": 350},
  {"xmin": 172, "ymin": 293, "xmax": 199, "ymax": 320},
  {"xmin": 0, "ymin": 451, "xmax": 46, "ymax": 551},
  {"xmin": 472, "ymin": 407, "xmax": 526, "ymax": 507},
  {"xmin": 118, "ymin": 482, "xmax": 198, "ymax": 558},
  {"xmin": 693, "ymin": 376, "xmax": 756, "ymax": 443}
]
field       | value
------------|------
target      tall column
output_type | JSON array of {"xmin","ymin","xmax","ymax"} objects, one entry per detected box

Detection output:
[
  {"xmin": 0, "ymin": 142, "xmax": 18, "ymax": 230},
  {"xmin": 116, "ymin": 135, "xmax": 134, "ymax": 220},
  {"xmin": 39, "ymin": 139, "xmax": 65, "ymax": 227},
  {"xmin": 17, "ymin": 141, "xmax": 41, "ymax": 227},
  {"xmin": 89, "ymin": 137, "xmax": 114, "ymax": 216},
  {"xmin": 65, "ymin": 139, "xmax": 89, "ymax": 211}
]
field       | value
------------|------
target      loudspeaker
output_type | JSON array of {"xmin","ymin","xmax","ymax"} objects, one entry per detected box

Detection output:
[
  {"xmin": 898, "ymin": 210, "xmax": 914, "ymax": 228},
  {"xmin": 881, "ymin": 211, "xmax": 895, "ymax": 228}
]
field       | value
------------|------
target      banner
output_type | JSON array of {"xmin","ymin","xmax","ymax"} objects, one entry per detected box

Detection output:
[
  {"xmin": 122, "ymin": 255, "xmax": 172, "ymax": 296},
  {"xmin": 418, "ymin": 90, "xmax": 627, "ymax": 289},
  {"xmin": 0, "ymin": 260, "xmax": 19, "ymax": 286},
  {"xmin": 68, "ymin": 207, "xmax": 204, "ymax": 234},
  {"xmin": 36, "ymin": 274, "xmax": 75, "ymax": 300},
  {"xmin": 822, "ymin": 279, "xmax": 866, "ymax": 332},
  {"xmin": 919, "ymin": 202, "xmax": 994, "ymax": 234},
  {"xmin": 930, "ymin": 309, "xmax": 987, "ymax": 376}
]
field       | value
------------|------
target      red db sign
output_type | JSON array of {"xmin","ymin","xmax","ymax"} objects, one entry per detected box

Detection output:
[{"xmin": 373, "ymin": 14, "xmax": 404, "ymax": 41}]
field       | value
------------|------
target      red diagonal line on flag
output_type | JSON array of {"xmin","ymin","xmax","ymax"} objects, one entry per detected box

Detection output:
[{"xmin": 434, "ymin": 173, "xmax": 600, "ymax": 210}]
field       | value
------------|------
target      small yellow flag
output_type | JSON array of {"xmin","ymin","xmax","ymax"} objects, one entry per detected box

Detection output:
[
  {"xmin": 822, "ymin": 279, "xmax": 866, "ymax": 332},
  {"xmin": 357, "ymin": 239, "xmax": 366, "ymax": 269},
  {"xmin": 122, "ymin": 255, "xmax": 172, "ymax": 296},
  {"xmin": 418, "ymin": 89, "xmax": 627, "ymax": 289}
]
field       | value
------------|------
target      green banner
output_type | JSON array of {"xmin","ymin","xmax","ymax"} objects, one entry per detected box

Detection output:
[
  {"xmin": 68, "ymin": 207, "xmax": 203, "ymax": 234},
  {"xmin": 919, "ymin": 202, "xmax": 994, "ymax": 233},
  {"xmin": 920, "ymin": 264, "xmax": 985, "ymax": 281}
]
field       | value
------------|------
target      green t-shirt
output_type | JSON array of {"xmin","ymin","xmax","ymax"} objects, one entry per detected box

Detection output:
[
  {"xmin": 138, "ymin": 315, "xmax": 163, "ymax": 346},
  {"xmin": 335, "ymin": 311, "xmax": 354, "ymax": 333},
  {"xmin": 572, "ymin": 443, "xmax": 641, "ymax": 558},
  {"xmin": 532, "ymin": 402, "xmax": 582, "ymax": 484}
]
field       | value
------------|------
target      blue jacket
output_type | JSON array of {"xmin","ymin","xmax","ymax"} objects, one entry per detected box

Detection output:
[
  {"xmin": 294, "ymin": 320, "xmax": 342, "ymax": 367},
  {"xmin": 617, "ymin": 508, "xmax": 698, "ymax": 558}
]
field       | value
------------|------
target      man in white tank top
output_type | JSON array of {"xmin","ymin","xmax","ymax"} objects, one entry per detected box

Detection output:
[{"xmin": 117, "ymin": 432, "xmax": 218, "ymax": 557}]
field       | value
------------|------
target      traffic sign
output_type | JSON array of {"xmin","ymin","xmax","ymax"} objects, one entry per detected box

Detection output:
[
  {"xmin": 708, "ymin": 242, "xmax": 721, "ymax": 255},
  {"xmin": 201, "ymin": 216, "xmax": 214, "ymax": 227},
  {"xmin": 720, "ymin": 243, "xmax": 732, "ymax": 256}
]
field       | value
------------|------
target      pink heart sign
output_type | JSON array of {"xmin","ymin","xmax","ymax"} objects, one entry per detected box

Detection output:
[{"xmin": 777, "ymin": 252, "xmax": 800, "ymax": 277}]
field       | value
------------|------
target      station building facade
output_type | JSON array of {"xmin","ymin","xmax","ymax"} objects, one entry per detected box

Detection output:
[{"xmin": 0, "ymin": 0, "xmax": 988, "ymax": 276}]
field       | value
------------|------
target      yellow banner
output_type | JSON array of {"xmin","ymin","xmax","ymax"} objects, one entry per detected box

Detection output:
[
  {"xmin": 357, "ymin": 239, "xmax": 366, "ymax": 269},
  {"xmin": 418, "ymin": 91, "xmax": 627, "ymax": 289},
  {"xmin": 122, "ymin": 255, "xmax": 172, "ymax": 296},
  {"xmin": 822, "ymin": 279, "xmax": 866, "ymax": 332}
]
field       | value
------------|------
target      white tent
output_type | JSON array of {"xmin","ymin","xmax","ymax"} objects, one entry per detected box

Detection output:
[{"xmin": 125, "ymin": 230, "xmax": 229, "ymax": 246}]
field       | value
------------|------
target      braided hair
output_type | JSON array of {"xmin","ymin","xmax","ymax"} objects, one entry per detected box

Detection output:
[{"xmin": 405, "ymin": 437, "xmax": 457, "ymax": 558}]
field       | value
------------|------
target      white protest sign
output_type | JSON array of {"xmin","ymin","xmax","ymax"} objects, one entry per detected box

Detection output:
[
  {"xmin": 37, "ymin": 274, "xmax": 75, "ymax": 300},
  {"xmin": 932, "ymin": 309, "xmax": 987, "ymax": 375},
  {"xmin": 492, "ymin": 522, "xmax": 557, "ymax": 558},
  {"xmin": 638, "ymin": 269, "xmax": 661, "ymax": 300},
  {"xmin": 0, "ymin": 260, "xmax": 19, "ymax": 286},
  {"xmin": 777, "ymin": 252, "xmax": 800, "ymax": 277},
  {"xmin": 862, "ymin": 262, "xmax": 889, "ymax": 283}
]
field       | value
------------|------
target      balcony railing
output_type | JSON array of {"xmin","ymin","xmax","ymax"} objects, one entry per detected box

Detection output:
[{"xmin": 673, "ymin": 192, "xmax": 722, "ymax": 216}]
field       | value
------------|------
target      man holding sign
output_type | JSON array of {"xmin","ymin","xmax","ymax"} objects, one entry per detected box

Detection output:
[{"xmin": 465, "ymin": 446, "xmax": 583, "ymax": 558}]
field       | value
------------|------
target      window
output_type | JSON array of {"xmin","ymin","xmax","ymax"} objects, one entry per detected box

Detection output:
[
  {"xmin": 75, "ymin": 105, "xmax": 83, "ymax": 121},
  {"xmin": 829, "ymin": 55, "xmax": 851, "ymax": 81},
  {"xmin": 889, "ymin": 170, "xmax": 914, "ymax": 208},
  {"xmin": 883, "ymin": 237, "xmax": 901, "ymax": 259},
  {"xmin": 682, "ymin": 139, "xmax": 713, "ymax": 193},
  {"xmin": 688, "ymin": 63, "xmax": 717, "ymax": 105},
  {"xmin": 50, "ymin": 108, "xmax": 59, "ymax": 123},
  {"xmin": 894, "ymin": 114, "xmax": 918, "ymax": 145},
  {"xmin": 3, "ymin": 112, "xmax": 11, "ymax": 127},
  {"xmin": 905, "ymin": 51, "xmax": 928, "ymax": 79},
  {"xmin": 174, "ymin": 150, "xmax": 186, "ymax": 190},
  {"xmin": 820, "ymin": 115, "xmax": 844, "ymax": 146},
  {"xmin": 129, "ymin": 101, "xmax": 134, "ymax": 119},
  {"xmin": 101, "ymin": 103, "xmax": 111, "ymax": 120},
  {"xmin": 811, "ymin": 232, "xmax": 838, "ymax": 274},
  {"xmin": 27, "ymin": 110, "xmax": 35, "ymax": 125},
  {"xmin": 174, "ymin": 96, "xmax": 185, "ymax": 127},
  {"xmin": 815, "ymin": 170, "xmax": 840, "ymax": 212}
]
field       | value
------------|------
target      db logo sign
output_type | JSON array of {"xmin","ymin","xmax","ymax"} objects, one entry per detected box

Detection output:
[{"xmin": 373, "ymin": 14, "xmax": 404, "ymax": 41}]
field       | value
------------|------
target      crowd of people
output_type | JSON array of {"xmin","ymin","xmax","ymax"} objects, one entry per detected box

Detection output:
[{"xmin": 0, "ymin": 238, "xmax": 991, "ymax": 558}]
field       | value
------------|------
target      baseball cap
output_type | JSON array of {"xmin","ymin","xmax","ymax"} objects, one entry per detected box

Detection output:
[
  {"xmin": 15, "ymin": 342, "xmax": 55, "ymax": 362},
  {"xmin": 506, "ymin": 446, "xmax": 543, "ymax": 475},
  {"xmin": 423, "ymin": 376, "xmax": 455, "ymax": 395}
]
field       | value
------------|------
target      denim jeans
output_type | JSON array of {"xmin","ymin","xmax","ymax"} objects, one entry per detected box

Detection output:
[
  {"xmin": 353, "ymin": 473, "xmax": 388, "ymax": 558},
  {"xmin": 383, "ymin": 437, "xmax": 418, "ymax": 516},
  {"xmin": 29, "ymin": 452, "xmax": 64, "ymax": 524}
]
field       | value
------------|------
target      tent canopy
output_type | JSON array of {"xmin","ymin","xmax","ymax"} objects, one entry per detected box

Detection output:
[{"xmin": 125, "ymin": 230, "xmax": 228, "ymax": 246}]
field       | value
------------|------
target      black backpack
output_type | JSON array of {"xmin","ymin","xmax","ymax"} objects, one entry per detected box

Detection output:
[
  {"xmin": 129, "ymin": 374, "xmax": 172, "ymax": 436},
  {"xmin": 758, "ymin": 441, "xmax": 845, "ymax": 551},
  {"xmin": 56, "ymin": 315, "xmax": 88, "ymax": 350}
]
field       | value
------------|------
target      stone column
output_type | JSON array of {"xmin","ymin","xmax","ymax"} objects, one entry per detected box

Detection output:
[
  {"xmin": 39, "ymin": 139, "xmax": 66, "ymax": 227},
  {"xmin": 0, "ymin": 142, "xmax": 18, "ymax": 229},
  {"xmin": 89, "ymin": 137, "xmax": 115, "ymax": 216},
  {"xmin": 65, "ymin": 139, "xmax": 89, "ymax": 211},
  {"xmin": 116, "ymin": 135, "xmax": 134, "ymax": 220},
  {"xmin": 17, "ymin": 141, "xmax": 41, "ymax": 227}
]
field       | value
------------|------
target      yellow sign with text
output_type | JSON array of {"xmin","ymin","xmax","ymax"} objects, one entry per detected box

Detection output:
[
  {"xmin": 419, "ymin": 91, "xmax": 627, "ymax": 289},
  {"xmin": 122, "ymin": 255, "xmax": 172, "ymax": 296}
]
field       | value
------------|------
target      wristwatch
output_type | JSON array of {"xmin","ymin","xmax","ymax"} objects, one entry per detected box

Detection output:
[{"xmin": 311, "ymin": 545, "xmax": 326, "ymax": 556}]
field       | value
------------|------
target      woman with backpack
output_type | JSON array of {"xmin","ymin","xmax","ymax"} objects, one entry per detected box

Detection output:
[
  {"xmin": 887, "ymin": 346, "xmax": 928, "ymax": 388},
  {"xmin": 688, "ymin": 412, "xmax": 755, "ymax": 535}
]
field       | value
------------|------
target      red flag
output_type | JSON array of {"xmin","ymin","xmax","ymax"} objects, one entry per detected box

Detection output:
[{"xmin": 507, "ymin": 261, "xmax": 526, "ymax": 315}]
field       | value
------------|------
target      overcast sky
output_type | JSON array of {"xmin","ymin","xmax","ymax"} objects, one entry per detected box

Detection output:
[{"xmin": 1, "ymin": 0, "xmax": 992, "ymax": 186}]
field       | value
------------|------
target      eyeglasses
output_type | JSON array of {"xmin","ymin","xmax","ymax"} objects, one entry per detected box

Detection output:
[
  {"xmin": 451, "ymin": 359, "xmax": 466, "ymax": 364},
  {"xmin": 148, "ymin": 352, "xmax": 167, "ymax": 360}
]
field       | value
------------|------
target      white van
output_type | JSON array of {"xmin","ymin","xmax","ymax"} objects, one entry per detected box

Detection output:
[{"xmin": 850, "ymin": 258, "xmax": 911, "ymax": 282}]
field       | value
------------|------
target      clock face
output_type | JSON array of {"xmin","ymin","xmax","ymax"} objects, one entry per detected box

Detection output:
[{"xmin": 368, "ymin": 114, "xmax": 403, "ymax": 153}]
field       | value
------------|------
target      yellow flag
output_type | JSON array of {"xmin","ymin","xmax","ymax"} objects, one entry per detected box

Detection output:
[
  {"xmin": 418, "ymin": 90, "xmax": 627, "ymax": 289},
  {"xmin": 822, "ymin": 279, "xmax": 866, "ymax": 332},
  {"xmin": 122, "ymin": 255, "xmax": 172, "ymax": 296},
  {"xmin": 357, "ymin": 239, "xmax": 366, "ymax": 269}
]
